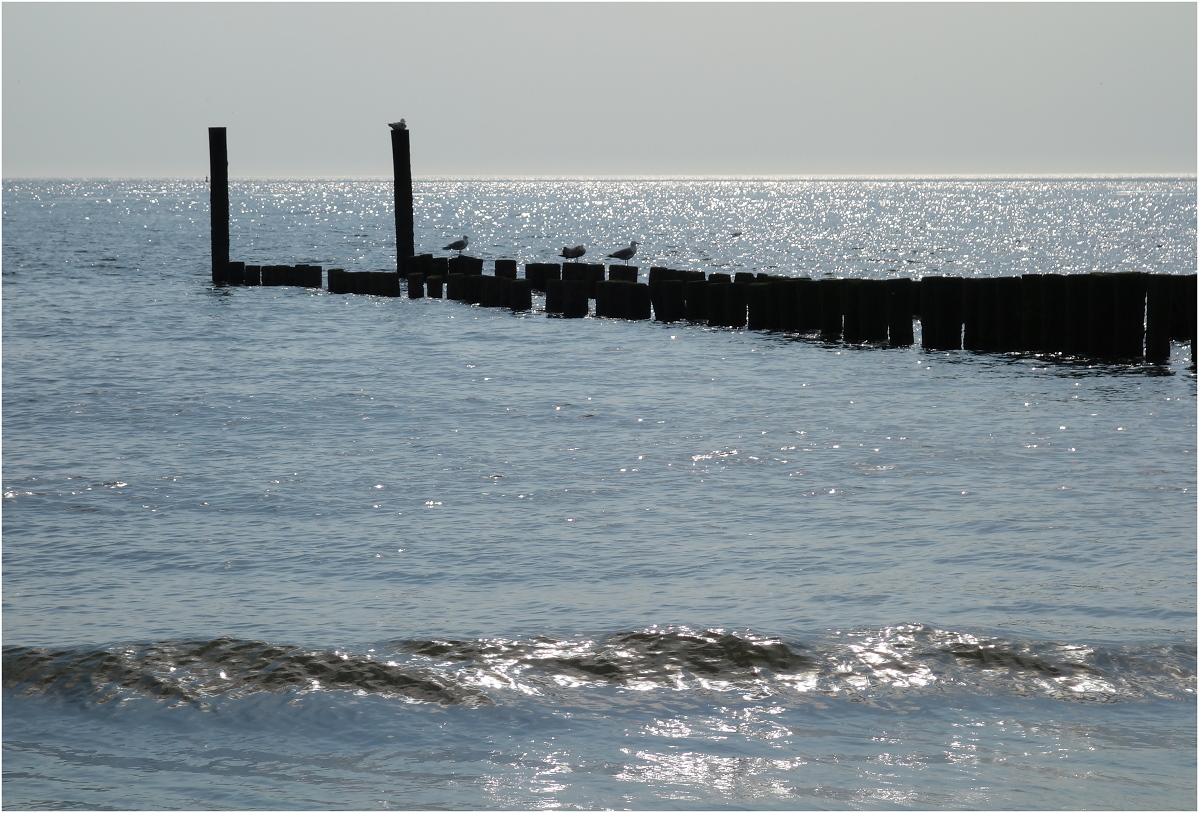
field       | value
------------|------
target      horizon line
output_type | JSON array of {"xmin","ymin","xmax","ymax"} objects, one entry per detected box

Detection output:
[{"xmin": 4, "ymin": 172, "xmax": 1197, "ymax": 182}]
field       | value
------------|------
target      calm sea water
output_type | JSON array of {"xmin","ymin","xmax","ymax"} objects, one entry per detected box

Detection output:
[{"xmin": 3, "ymin": 177, "xmax": 1196, "ymax": 810}]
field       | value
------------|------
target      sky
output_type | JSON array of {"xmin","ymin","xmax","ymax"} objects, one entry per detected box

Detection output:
[{"xmin": 2, "ymin": 2, "xmax": 1195, "ymax": 178}]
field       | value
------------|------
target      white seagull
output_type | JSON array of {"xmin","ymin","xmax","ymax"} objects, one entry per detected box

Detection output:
[
  {"xmin": 443, "ymin": 236, "xmax": 469, "ymax": 254},
  {"xmin": 389, "ymin": 119, "xmax": 407, "ymax": 130},
  {"xmin": 606, "ymin": 241, "xmax": 639, "ymax": 265},
  {"xmin": 560, "ymin": 245, "xmax": 586, "ymax": 261}
]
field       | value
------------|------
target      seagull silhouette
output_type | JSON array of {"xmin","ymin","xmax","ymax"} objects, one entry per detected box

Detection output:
[
  {"xmin": 606, "ymin": 241, "xmax": 639, "ymax": 265},
  {"xmin": 388, "ymin": 119, "xmax": 407, "ymax": 130},
  {"xmin": 560, "ymin": 245, "xmax": 586, "ymax": 261},
  {"xmin": 443, "ymin": 236, "xmax": 469, "ymax": 255}
]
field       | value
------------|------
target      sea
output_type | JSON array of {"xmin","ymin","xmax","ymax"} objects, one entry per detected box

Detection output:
[{"xmin": 2, "ymin": 176, "xmax": 1196, "ymax": 811}]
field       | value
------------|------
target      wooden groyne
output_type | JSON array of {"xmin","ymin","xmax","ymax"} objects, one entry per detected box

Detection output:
[
  {"xmin": 219, "ymin": 255, "xmax": 1197, "ymax": 364},
  {"xmin": 434, "ymin": 263, "xmax": 1196, "ymax": 364},
  {"xmin": 206, "ymin": 125, "xmax": 1196, "ymax": 365}
]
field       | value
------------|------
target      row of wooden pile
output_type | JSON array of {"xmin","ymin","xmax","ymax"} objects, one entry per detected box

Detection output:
[{"xmin": 213, "ymin": 256, "xmax": 1196, "ymax": 363}]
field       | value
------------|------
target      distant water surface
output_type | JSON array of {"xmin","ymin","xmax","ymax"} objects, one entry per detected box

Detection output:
[{"xmin": 3, "ymin": 177, "xmax": 1195, "ymax": 810}]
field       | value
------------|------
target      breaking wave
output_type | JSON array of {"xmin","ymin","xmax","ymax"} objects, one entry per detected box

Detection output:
[{"xmin": 5, "ymin": 624, "xmax": 1193, "ymax": 709}]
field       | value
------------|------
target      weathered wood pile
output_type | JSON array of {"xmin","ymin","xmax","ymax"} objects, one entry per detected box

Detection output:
[{"xmin": 213, "ymin": 256, "xmax": 1196, "ymax": 364}]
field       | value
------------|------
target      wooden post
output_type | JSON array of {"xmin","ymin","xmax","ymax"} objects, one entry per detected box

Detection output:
[
  {"xmin": 390, "ymin": 126, "xmax": 415, "ymax": 274},
  {"xmin": 327, "ymin": 268, "xmax": 344, "ymax": 294},
  {"xmin": 407, "ymin": 272, "xmax": 425, "ymax": 299},
  {"xmin": 796, "ymin": 278, "xmax": 820, "ymax": 333},
  {"xmin": 1087, "ymin": 273, "xmax": 1116, "ymax": 358},
  {"xmin": 608, "ymin": 266, "xmax": 637, "ymax": 283},
  {"xmin": 841, "ymin": 280, "xmax": 863, "ymax": 343},
  {"xmin": 1171, "ymin": 275, "xmax": 1197, "ymax": 342},
  {"xmin": 595, "ymin": 279, "xmax": 614, "ymax": 317},
  {"xmin": 769, "ymin": 278, "xmax": 797, "ymax": 331},
  {"xmin": 1064, "ymin": 274, "xmax": 1090, "ymax": 356},
  {"xmin": 1111, "ymin": 272, "xmax": 1147, "ymax": 359},
  {"xmin": 885, "ymin": 278, "xmax": 914, "ymax": 347},
  {"xmin": 1040, "ymin": 274, "xmax": 1068, "ymax": 354},
  {"xmin": 974, "ymin": 277, "xmax": 999, "ymax": 352},
  {"xmin": 522, "ymin": 263, "xmax": 543, "ymax": 290},
  {"xmin": 818, "ymin": 278, "xmax": 842, "ymax": 339},
  {"xmin": 508, "ymin": 279, "xmax": 532, "ymax": 311},
  {"xmin": 208, "ymin": 127, "xmax": 229, "ymax": 284},
  {"xmin": 995, "ymin": 276, "xmax": 1023, "ymax": 352},
  {"xmin": 937, "ymin": 276, "xmax": 964, "ymax": 350},
  {"xmin": 584, "ymin": 263, "xmax": 607, "ymax": 296},
  {"xmin": 919, "ymin": 276, "xmax": 940, "ymax": 349},
  {"xmin": 478, "ymin": 274, "xmax": 500, "ymax": 307},
  {"xmin": 525, "ymin": 262, "xmax": 560, "ymax": 292},
  {"xmin": 403, "ymin": 254, "xmax": 431, "ymax": 296},
  {"xmin": 562, "ymin": 279, "xmax": 589, "ymax": 317},
  {"xmin": 1019, "ymin": 274, "xmax": 1044, "ymax": 352},
  {"xmin": 545, "ymin": 278, "xmax": 564, "ymax": 313},
  {"xmin": 1144, "ymin": 274, "xmax": 1171, "ymax": 362},
  {"xmin": 647, "ymin": 267, "xmax": 672, "ymax": 284},
  {"xmin": 602, "ymin": 280, "xmax": 626, "ymax": 319},
  {"xmin": 962, "ymin": 277, "xmax": 983, "ymax": 351},
  {"xmin": 746, "ymin": 283, "xmax": 772, "ymax": 330},
  {"xmin": 296, "ymin": 264, "xmax": 322, "ymax": 288},
  {"xmin": 653, "ymin": 279, "xmax": 685, "ymax": 323},
  {"xmin": 727, "ymin": 279, "xmax": 748, "ymax": 328},
  {"xmin": 684, "ymin": 278, "xmax": 708, "ymax": 321},
  {"xmin": 707, "ymin": 275, "xmax": 732, "ymax": 326},
  {"xmin": 449, "ymin": 255, "xmax": 483, "ymax": 276},
  {"xmin": 859, "ymin": 279, "xmax": 888, "ymax": 343},
  {"xmin": 646, "ymin": 270, "xmax": 670, "ymax": 320},
  {"xmin": 465, "ymin": 273, "xmax": 484, "ymax": 305},
  {"xmin": 628, "ymin": 282, "xmax": 652, "ymax": 320}
]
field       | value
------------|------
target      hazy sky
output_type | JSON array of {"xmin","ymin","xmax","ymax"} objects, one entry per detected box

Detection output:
[{"xmin": 3, "ymin": 2, "xmax": 1195, "ymax": 177}]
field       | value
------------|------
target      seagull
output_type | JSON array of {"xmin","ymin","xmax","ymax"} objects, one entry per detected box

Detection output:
[
  {"xmin": 606, "ymin": 241, "xmax": 639, "ymax": 265},
  {"xmin": 388, "ymin": 119, "xmax": 407, "ymax": 130},
  {"xmin": 443, "ymin": 236, "xmax": 469, "ymax": 254},
  {"xmin": 560, "ymin": 245, "xmax": 586, "ymax": 261}
]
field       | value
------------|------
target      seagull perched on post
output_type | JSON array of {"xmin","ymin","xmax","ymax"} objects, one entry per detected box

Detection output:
[
  {"xmin": 388, "ymin": 119, "xmax": 407, "ymax": 130},
  {"xmin": 443, "ymin": 236, "xmax": 469, "ymax": 255},
  {"xmin": 560, "ymin": 245, "xmax": 586, "ymax": 261},
  {"xmin": 606, "ymin": 241, "xmax": 639, "ymax": 265}
]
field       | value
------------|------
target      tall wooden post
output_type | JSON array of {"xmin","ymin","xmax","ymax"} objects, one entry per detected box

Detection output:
[
  {"xmin": 391, "ymin": 126, "xmax": 415, "ymax": 274},
  {"xmin": 208, "ymin": 127, "xmax": 229, "ymax": 283}
]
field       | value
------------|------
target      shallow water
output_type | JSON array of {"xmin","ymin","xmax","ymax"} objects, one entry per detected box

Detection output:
[{"xmin": 3, "ymin": 177, "xmax": 1195, "ymax": 809}]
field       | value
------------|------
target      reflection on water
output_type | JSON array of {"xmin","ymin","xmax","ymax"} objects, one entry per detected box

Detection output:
[
  {"xmin": 6, "ymin": 626, "xmax": 1192, "ymax": 711},
  {"xmin": 2, "ymin": 177, "xmax": 1194, "ymax": 810}
]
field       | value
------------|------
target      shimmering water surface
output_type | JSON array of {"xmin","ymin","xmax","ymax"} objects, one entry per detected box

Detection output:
[{"xmin": 3, "ymin": 178, "xmax": 1195, "ymax": 810}]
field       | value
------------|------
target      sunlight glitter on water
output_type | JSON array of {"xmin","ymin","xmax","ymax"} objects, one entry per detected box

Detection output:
[{"xmin": 3, "ymin": 177, "xmax": 1194, "ymax": 810}]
